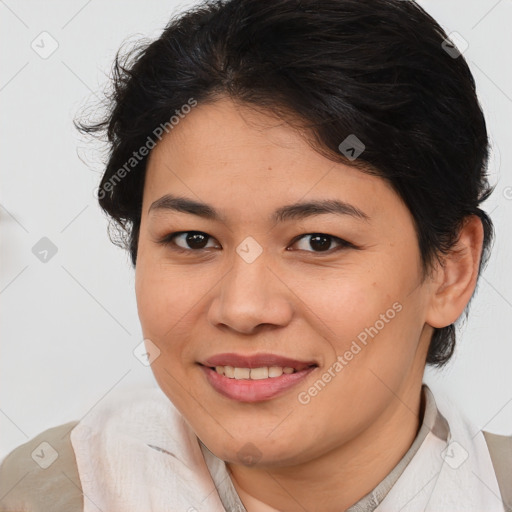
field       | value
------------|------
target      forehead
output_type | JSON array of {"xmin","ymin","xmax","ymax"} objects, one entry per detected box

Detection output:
[
  {"xmin": 147, "ymin": 97, "xmax": 326, "ymax": 178},
  {"xmin": 147, "ymin": 99, "xmax": 379, "ymax": 180},
  {"xmin": 142, "ymin": 97, "xmax": 401, "ymax": 224}
]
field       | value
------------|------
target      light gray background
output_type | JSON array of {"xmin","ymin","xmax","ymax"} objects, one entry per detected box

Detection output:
[{"xmin": 1, "ymin": 0, "xmax": 511, "ymax": 459}]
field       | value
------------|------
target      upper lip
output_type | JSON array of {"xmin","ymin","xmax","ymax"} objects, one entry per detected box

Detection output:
[{"xmin": 201, "ymin": 353, "xmax": 318, "ymax": 371}]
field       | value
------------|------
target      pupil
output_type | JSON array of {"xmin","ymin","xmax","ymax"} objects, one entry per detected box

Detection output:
[
  {"xmin": 187, "ymin": 232, "xmax": 208, "ymax": 249},
  {"xmin": 310, "ymin": 234, "xmax": 330, "ymax": 251}
]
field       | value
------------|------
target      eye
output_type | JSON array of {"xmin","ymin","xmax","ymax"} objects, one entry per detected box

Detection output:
[
  {"xmin": 157, "ymin": 231, "xmax": 354, "ymax": 254},
  {"xmin": 157, "ymin": 231, "xmax": 219, "ymax": 252},
  {"xmin": 288, "ymin": 233, "xmax": 353, "ymax": 253}
]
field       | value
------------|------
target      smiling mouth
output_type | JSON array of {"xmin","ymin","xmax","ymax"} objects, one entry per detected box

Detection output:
[
  {"xmin": 199, "ymin": 363, "xmax": 319, "ymax": 402},
  {"xmin": 198, "ymin": 353, "xmax": 319, "ymax": 401},
  {"xmin": 205, "ymin": 364, "xmax": 317, "ymax": 380}
]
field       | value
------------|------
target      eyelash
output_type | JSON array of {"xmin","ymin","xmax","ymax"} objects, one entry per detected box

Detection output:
[{"xmin": 156, "ymin": 231, "xmax": 355, "ymax": 255}]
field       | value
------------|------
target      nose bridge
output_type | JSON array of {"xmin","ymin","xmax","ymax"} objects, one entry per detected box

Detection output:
[
  {"xmin": 208, "ymin": 242, "xmax": 293, "ymax": 333},
  {"xmin": 231, "ymin": 246, "xmax": 272, "ymax": 298}
]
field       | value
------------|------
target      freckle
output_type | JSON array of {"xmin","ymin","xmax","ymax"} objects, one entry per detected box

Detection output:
[{"xmin": 268, "ymin": 166, "xmax": 272, "ymax": 170}]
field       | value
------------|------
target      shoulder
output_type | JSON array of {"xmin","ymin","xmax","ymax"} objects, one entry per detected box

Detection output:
[
  {"xmin": 0, "ymin": 421, "xmax": 83, "ymax": 512},
  {"xmin": 483, "ymin": 431, "xmax": 512, "ymax": 511}
]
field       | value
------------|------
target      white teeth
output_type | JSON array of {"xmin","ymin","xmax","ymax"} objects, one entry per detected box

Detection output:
[
  {"xmin": 212, "ymin": 365, "xmax": 298, "ymax": 379},
  {"xmin": 268, "ymin": 366, "xmax": 284, "ymax": 377},
  {"xmin": 234, "ymin": 367, "xmax": 250, "ymax": 379},
  {"xmin": 249, "ymin": 367, "xmax": 268, "ymax": 380}
]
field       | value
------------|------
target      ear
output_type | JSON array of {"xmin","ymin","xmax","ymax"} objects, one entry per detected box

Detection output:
[{"xmin": 425, "ymin": 215, "xmax": 484, "ymax": 329}]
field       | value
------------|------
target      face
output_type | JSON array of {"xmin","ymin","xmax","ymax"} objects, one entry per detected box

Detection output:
[{"xmin": 135, "ymin": 97, "xmax": 434, "ymax": 467}]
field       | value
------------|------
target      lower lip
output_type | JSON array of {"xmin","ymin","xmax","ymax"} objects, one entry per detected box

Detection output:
[{"xmin": 199, "ymin": 365, "xmax": 317, "ymax": 402}]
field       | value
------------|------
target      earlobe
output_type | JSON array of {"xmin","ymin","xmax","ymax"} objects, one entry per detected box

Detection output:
[{"xmin": 425, "ymin": 215, "xmax": 484, "ymax": 329}]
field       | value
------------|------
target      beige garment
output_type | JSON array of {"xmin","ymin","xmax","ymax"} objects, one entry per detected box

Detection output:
[
  {"xmin": 484, "ymin": 431, "xmax": 512, "ymax": 512},
  {"xmin": 0, "ymin": 422, "xmax": 82, "ymax": 511}
]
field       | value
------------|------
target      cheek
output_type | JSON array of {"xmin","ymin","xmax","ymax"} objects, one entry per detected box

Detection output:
[
  {"xmin": 135, "ymin": 257, "xmax": 214, "ymax": 374},
  {"xmin": 135, "ymin": 257, "xmax": 196, "ymax": 333},
  {"xmin": 135, "ymin": 263, "xmax": 167, "ymax": 337},
  {"xmin": 312, "ymin": 263, "xmax": 423, "ymax": 368},
  {"xmin": 296, "ymin": 271, "xmax": 397, "ymax": 342}
]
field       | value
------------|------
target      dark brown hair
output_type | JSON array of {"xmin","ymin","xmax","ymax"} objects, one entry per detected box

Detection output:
[{"xmin": 78, "ymin": 0, "xmax": 494, "ymax": 366}]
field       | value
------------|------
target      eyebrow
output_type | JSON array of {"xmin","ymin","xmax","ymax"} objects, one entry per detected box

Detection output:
[{"xmin": 148, "ymin": 193, "xmax": 370, "ymax": 223}]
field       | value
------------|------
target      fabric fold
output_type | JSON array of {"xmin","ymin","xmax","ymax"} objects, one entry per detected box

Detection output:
[{"xmin": 69, "ymin": 383, "xmax": 505, "ymax": 512}]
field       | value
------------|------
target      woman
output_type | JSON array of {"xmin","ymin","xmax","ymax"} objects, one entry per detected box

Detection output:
[{"xmin": 1, "ymin": 0, "xmax": 510, "ymax": 510}]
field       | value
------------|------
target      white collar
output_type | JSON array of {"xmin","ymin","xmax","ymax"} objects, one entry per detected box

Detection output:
[{"xmin": 70, "ymin": 383, "xmax": 504, "ymax": 512}]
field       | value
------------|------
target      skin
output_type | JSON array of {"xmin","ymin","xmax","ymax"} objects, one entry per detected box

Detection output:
[{"xmin": 134, "ymin": 96, "xmax": 483, "ymax": 511}]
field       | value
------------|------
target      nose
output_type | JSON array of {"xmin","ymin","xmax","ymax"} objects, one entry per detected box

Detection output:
[{"xmin": 207, "ymin": 249, "xmax": 294, "ymax": 335}]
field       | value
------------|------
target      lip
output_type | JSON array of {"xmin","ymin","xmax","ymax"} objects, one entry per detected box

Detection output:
[
  {"xmin": 198, "ymin": 353, "xmax": 318, "ymax": 403},
  {"xmin": 201, "ymin": 352, "xmax": 317, "ymax": 371},
  {"xmin": 199, "ymin": 364, "xmax": 317, "ymax": 402}
]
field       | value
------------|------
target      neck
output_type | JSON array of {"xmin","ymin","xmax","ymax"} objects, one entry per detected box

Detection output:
[{"xmin": 226, "ymin": 382, "xmax": 425, "ymax": 512}]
